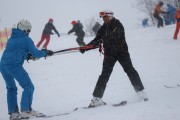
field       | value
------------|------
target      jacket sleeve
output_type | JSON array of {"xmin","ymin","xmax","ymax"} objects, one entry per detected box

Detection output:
[
  {"xmin": 52, "ymin": 25, "xmax": 60, "ymax": 36},
  {"xmin": 26, "ymin": 37, "xmax": 47, "ymax": 58},
  {"xmin": 68, "ymin": 26, "xmax": 75, "ymax": 34},
  {"xmin": 87, "ymin": 26, "xmax": 104, "ymax": 47}
]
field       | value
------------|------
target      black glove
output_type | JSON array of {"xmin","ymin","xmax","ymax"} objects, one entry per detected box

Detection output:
[
  {"xmin": 57, "ymin": 34, "xmax": 60, "ymax": 37},
  {"xmin": 27, "ymin": 53, "xmax": 39, "ymax": 62},
  {"xmin": 45, "ymin": 49, "xmax": 54, "ymax": 56},
  {"xmin": 79, "ymin": 49, "xmax": 86, "ymax": 54},
  {"xmin": 27, "ymin": 53, "xmax": 33, "ymax": 62}
]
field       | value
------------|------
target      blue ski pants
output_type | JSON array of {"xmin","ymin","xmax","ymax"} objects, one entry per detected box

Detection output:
[{"xmin": 1, "ymin": 64, "xmax": 34, "ymax": 114}]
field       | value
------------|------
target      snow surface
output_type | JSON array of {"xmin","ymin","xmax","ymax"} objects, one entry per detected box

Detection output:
[
  {"xmin": 1, "ymin": 24, "xmax": 180, "ymax": 120},
  {"xmin": 1, "ymin": 0, "xmax": 180, "ymax": 120}
]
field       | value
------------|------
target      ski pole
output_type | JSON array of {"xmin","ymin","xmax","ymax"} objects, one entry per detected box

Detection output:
[
  {"xmin": 53, "ymin": 45, "xmax": 94, "ymax": 54},
  {"xmin": 53, "ymin": 50, "xmax": 80, "ymax": 56}
]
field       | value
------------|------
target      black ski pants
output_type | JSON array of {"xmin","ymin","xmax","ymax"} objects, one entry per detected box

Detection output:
[
  {"xmin": 76, "ymin": 34, "xmax": 86, "ymax": 46},
  {"xmin": 93, "ymin": 52, "xmax": 144, "ymax": 98},
  {"xmin": 154, "ymin": 14, "xmax": 164, "ymax": 28}
]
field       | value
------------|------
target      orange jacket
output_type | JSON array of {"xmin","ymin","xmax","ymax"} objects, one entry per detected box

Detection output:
[
  {"xmin": 175, "ymin": 9, "xmax": 180, "ymax": 22},
  {"xmin": 175, "ymin": 9, "xmax": 180, "ymax": 19},
  {"xmin": 154, "ymin": 4, "xmax": 163, "ymax": 16}
]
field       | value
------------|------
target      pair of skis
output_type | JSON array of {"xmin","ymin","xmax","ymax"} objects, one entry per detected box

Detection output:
[
  {"xmin": 15, "ymin": 99, "xmax": 149, "ymax": 119},
  {"xmin": 32, "ymin": 101, "xmax": 127, "ymax": 119}
]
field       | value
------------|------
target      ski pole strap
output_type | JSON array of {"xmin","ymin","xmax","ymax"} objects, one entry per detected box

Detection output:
[{"xmin": 53, "ymin": 45, "xmax": 94, "ymax": 54}]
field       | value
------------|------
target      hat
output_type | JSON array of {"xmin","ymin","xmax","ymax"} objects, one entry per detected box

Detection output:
[
  {"xmin": 49, "ymin": 18, "xmax": 53, "ymax": 23},
  {"xmin": 71, "ymin": 20, "xmax": 77, "ymax": 25}
]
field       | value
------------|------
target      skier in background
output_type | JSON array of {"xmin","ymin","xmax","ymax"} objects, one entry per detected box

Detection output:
[
  {"xmin": 167, "ymin": 4, "xmax": 176, "ymax": 25},
  {"xmin": 36, "ymin": 18, "xmax": 60, "ymax": 49},
  {"xmin": 142, "ymin": 18, "xmax": 149, "ymax": 28},
  {"xmin": 0, "ymin": 60, "xmax": 1, "ymax": 72},
  {"xmin": 80, "ymin": 10, "xmax": 148, "ymax": 107},
  {"xmin": 77, "ymin": 20, "xmax": 83, "ymax": 28},
  {"xmin": 92, "ymin": 22, "xmax": 102, "ymax": 35},
  {"xmin": 173, "ymin": 8, "xmax": 180, "ymax": 40},
  {"xmin": 153, "ymin": 1, "xmax": 168, "ymax": 28},
  {"xmin": 68, "ymin": 20, "xmax": 86, "ymax": 46},
  {"xmin": 0, "ymin": 19, "xmax": 54, "ymax": 120}
]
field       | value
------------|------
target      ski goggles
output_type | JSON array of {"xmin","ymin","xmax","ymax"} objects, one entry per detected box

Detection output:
[{"xmin": 99, "ymin": 12, "xmax": 113, "ymax": 18}]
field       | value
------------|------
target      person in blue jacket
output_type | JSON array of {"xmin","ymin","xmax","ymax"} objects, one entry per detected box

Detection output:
[
  {"xmin": 142, "ymin": 18, "xmax": 149, "ymax": 27},
  {"xmin": 167, "ymin": 4, "xmax": 176, "ymax": 24},
  {"xmin": 0, "ymin": 60, "xmax": 1, "ymax": 72},
  {"xmin": 1, "ymin": 19, "xmax": 54, "ymax": 120}
]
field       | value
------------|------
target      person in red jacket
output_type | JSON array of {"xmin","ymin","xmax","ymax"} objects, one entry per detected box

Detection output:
[
  {"xmin": 36, "ymin": 18, "xmax": 60, "ymax": 49},
  {"xmin": 173, "ymin": 8, "xmax": 180, "ymax": 40}
]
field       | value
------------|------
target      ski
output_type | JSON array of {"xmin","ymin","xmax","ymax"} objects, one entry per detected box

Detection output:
[
  {"xmin": 164, "ymin": 84, "xmax": 180, "ymax": 88},
  {"xmin": 41, "ymin": 112, "xmax": 71, "ymax": 118},
  {"xmin": 40, "ymin": 101, "xmax": 127, "ymax": 118},
  {"xmin": 74, "ymin": 100, "xmax": 127, "ymax": 111},
  {"xmin": 19, "ymin": 113, "xmax": 47, "ymax": 119},
  {"xmin": 112, "ymin": 100, "xmax": 127, "ymax": 107}
]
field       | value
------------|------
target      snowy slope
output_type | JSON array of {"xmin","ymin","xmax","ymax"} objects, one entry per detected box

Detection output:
[{"xmin": 1, "ymin": 25, "xmax": 180, "ymax": 120}]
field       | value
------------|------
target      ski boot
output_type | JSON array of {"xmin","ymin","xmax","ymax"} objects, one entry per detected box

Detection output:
[
  {"xmin": 9, "ymin": 112, "xmax": 21, "ymax": 120},
  {"xmin": 137, "ymin": 90, "xmax": 148, "ymax": 101},
  {"xmin": 88, "ymin": 97, "xmax": 106, "ymax": 108},
  {"xmin": 21, "ymin": 110, "xmax": 45, "ymax": 119}
]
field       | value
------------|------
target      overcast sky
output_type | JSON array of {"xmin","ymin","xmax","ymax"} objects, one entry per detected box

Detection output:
[{"xmin": 0, "ymin": 0, "xmax": 144, "ymax": 39}]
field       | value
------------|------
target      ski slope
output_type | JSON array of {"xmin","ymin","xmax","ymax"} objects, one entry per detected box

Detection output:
[{"xmin": 0, "ymin": 24, "xmax": 180, "ymax": 120}]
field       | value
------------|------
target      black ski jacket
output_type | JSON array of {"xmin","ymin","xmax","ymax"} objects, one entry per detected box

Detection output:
[
  {"xmin": 88, "ymin": 18, "xmax": 128, "ymax": 56},
  {"xmin": 68, "ymin": 23, "xmax": 85, "ymax": 37},
  {"xmin": 43, "ymin": 22, "xmax": 60, "ymax": 36}
]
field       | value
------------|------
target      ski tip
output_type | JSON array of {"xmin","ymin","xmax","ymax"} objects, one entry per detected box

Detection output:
[{"xmin": 112, "ymin": 100, "xmax": 127, "ymax": 107}]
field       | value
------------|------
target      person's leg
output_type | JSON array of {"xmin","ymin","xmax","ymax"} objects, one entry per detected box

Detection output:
[
  {"xmin": 36, "ymin": 34, "xmax": 46, "ymax": 48},
  {"xmin": 76, "ymin": 33, "xmax": 86, "ymax": 46},
  {"xmin": 43, "ymin": 35, "xmax": 50, "ymax": 49},
  {"xmin": 159, "ymin": 16, "xmax": 164, "ymax": 27},
  {"xmin": 7, "ymin": 65, "xmax": 34, "ymax": 112},
  {"xmin": 93, "ymin": 56, "xmax": 117, "ymax": 98},
  {"xmin": 118, "ymin": 52, "xmax": 144, "ymax": 92},
  {"xmin": 173, "ymin": 22, "xmax": 180, "ymax": 40},
  {"xmin": 1, "ymin": 65, "xmax": 19, "ymax": 114},
  {"xmin": 154, "ymin": 15, "xmax": 160, "ymax": 28},
  {"xmin": 155, "ymin": 15, "xmax": 163, "ymax": 28}
]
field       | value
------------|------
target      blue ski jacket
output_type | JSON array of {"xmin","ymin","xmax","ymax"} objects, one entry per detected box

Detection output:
[{"xmin": 1, "ymin": 28, "xmax": 47, "ymax": 65}]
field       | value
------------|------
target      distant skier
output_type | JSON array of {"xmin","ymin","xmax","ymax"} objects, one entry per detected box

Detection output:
[
  {"xmin": 142, "ymin": 18, "xmax": 149, "ymax": 28},
  {"xmin": 68, "ymin": 20, "xmax": 86, "ymax": 46},
  {"xmin": 92, "ymin": 22, "xmax": 102, "ymax": 35},
  {"xmin": 1, "ymin": 19, "xmax": 54, "ymax": 120},
  {"xmin": 77, "ymin": 20, "xmax": 83, "ymax": 28},
  {"xmin": 0, "ymin": 60, "xmax": 1, "ymax": 72},
  {"xmin": 167, "ymin": 4, "xmax": 176, "ymax": 24},
  {"xmin": 80, "ymin": 10, "xmax": 148, "ymax": 107},
  {"xmin": 153, "ymin": 1, "xmax": 168, "ymax": 28},
  {"xmin": 173, "ymin": 8, "xmax": 180, "ymax": 40},
  {"xmin": 36, "ymin": 18, "xmax": 60, "ymax": 49}
]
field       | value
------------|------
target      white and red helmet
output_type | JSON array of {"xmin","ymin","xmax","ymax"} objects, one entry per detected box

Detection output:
[
  {"xmin": 17, "ymin": 19, "xmax": 32, "ymax": 33},
  {"xmin": 99, "ymin": 10, "xmax": 114, "ymax": 19}
]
